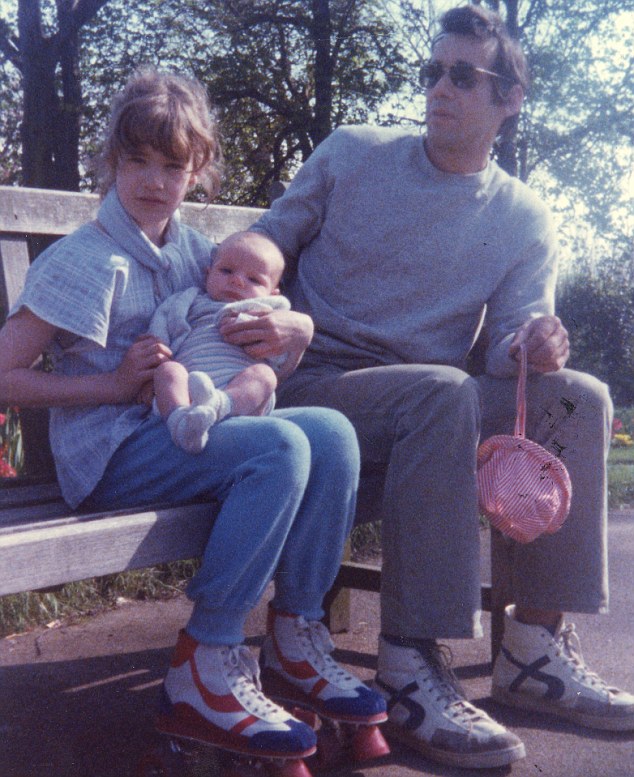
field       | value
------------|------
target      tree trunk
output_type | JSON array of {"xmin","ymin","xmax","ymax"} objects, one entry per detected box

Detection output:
[
  {"xmin": 56, "ymin": 0, "xmax": 81, "ymax": 190},
  {"xmin": 17, "ymin": 0, "xmax": 105, "ymax": 191},
  {"xmin": 18, "ymin": 0, "xmax": 60, "ymax": 188},
  {"xmin": 495, "ymin": 0, "xmax": 521, "ymax": 177},
  {"xmin": 310, "ymin": 0, "xmax": 333, "ymax": 147}
]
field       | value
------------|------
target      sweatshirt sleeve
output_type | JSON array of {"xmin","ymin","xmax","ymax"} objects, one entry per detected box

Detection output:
[
  {"xmin": 484, "ymin": 203, "xmax": 559, "ymax": 377},
  {"xmin": 251, "ymin": 130, "xmax": 346, "ymax": 274}
]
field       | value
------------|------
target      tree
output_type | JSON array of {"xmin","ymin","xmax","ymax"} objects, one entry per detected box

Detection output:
[
  {"xmin": 557, "ymin": 248, "xmax": 634, "ymax": 405},
  {"xmin": 0, "ymin": 0, "xmax": 110, "ymax": 190},
  {"xmin": 180, "ymin": 0, "xmax": 410, "ymax": 204}
]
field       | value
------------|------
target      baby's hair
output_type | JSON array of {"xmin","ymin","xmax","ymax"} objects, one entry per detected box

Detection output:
[{"xmin": 98, "ymin": 67, "xmax": 223, "ymax": 199}]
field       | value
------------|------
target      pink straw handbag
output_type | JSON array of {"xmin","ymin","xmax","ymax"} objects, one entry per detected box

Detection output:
[{"xmin": 476, "ymin": 344, "xmax": 572, "ymax": 543}]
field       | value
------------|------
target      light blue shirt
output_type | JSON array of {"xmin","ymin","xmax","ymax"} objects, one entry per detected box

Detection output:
[
  {"xmin": 12, "ymin": 189, "xmax": 213, "ymax": 507},
  {"xmin": 253, "ymin": 125, "xmax": 558, "ymax": 378}
]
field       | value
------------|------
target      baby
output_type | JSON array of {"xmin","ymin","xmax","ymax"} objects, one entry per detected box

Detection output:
[{"xmin": 149, "ymin": 231, "xmax": 289, "ymax": 453}]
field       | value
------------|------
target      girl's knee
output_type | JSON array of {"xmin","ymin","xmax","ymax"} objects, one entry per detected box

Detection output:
[{"xmin": 279, "ymin": 407, "xmax": 360, "ymax": 477}]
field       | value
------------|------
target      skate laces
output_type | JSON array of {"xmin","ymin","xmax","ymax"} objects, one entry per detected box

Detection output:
[
  {"xmin": 225, "ymin": 645, "xmax": 289, "ymax": 718},
  {"xmin": 557, "ymin": 624, "xmax": 606, "ymax": 690},
  {"xmin": 296, "ymin": 617, "xmax": 357, "ymax": 685},
  {"xmin": 418, "ymin": 645, "xmax": 488, "ymax": 724}
]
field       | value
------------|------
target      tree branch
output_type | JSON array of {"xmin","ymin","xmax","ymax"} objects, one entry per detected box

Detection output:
[
  {"xmin": 0, "ymin": 19, "xmax": 21, "ymax": 69},
  {"xmin": 69, "ymin": 0, "xmax": 111, "ymax": 32}
]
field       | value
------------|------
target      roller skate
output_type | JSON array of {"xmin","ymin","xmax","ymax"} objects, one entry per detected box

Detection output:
[
  {"xmin": 259, "ymin": 607, "xmax": 390, "ymax": 771},
  {"xmin": 137, "ymin": 630, "xmax": 317, "ymax": 776}
]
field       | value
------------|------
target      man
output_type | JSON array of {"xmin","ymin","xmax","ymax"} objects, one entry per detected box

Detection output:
[{"xmin": 223, "ymin": 4, "xmax": 634, "ymax": 770}]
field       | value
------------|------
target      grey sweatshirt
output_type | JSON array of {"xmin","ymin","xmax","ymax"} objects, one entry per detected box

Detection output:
[{"xmin": 253, "ymin": 125, "xmax": 558, "ymax": 377}]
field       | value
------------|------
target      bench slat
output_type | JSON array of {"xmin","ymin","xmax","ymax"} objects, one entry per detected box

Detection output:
[
  {"xmin": 0, "ymin": 499, "xmax": 69, "ymax": 528},
  {"xmin": 0, "ymin": 235, "xmax": 31, "ymax": 312},
  {"xmin": 0, "ymin": 185, "xmax": 263, "ymax": 244},
  {"xmin": 0, "ymin": 480, "xmax": 62, "ymax": 507},
  {"xmin": 0, "ymin": 503, "xmax": 216, "ymax": 596}
]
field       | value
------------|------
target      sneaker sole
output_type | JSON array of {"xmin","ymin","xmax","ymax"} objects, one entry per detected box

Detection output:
[
  {"xmin": 156, "ymin": 706, "xmax": 317, "ymax": 759},
  {"xmin": 261, "ymin": 666, "xmax": 388, "ymax": 725},
  {"xmin": 383, "ymin": 720, "xmax": 526, "ymax": 769},
  {"xmin": 492, "ymin": 686, "xmax": 634, "ymax": 732}
]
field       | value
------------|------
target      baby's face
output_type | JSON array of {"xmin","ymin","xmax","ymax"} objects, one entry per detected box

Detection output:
[{"xmin": 206, "ymin": 246, "xmax": 280, "ymax": 302}]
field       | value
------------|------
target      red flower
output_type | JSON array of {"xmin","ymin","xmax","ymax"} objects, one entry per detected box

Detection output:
[
  {"xmin": 613, "ymin": 418, "xmax": 624, "ymax": 433},
  {"xmin": 0, "ymin": 414, "xmax": 6, "ymax": 425},
  {"xmin": 0, "ymin": 459, "xmax": 16, "ymax": 478}
]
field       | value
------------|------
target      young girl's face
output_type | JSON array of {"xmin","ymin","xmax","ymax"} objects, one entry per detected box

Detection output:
[{"xmin": 116, "ymin": 145, "xmax": 197, "ymax": 246}]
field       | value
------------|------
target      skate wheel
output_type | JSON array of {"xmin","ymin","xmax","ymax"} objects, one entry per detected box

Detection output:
[
  {"xmin": 136, "ymin": 741, "xmax": 186, "ymax": 776},
  {"xmin": 269, "ymin": 758, "xmax": 314, "ymax": 777},
  {"xmin": 350, "ymin": 724, "xmax": 390, "ymax": 762}
]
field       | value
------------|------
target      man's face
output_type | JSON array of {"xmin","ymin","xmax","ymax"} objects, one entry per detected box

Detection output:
[{"xmin": 424, "ymin": 34, "xmax": 519, "ymax": 172}]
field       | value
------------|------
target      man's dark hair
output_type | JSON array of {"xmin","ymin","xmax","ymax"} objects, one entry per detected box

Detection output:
[{"xmin": 434, "ymin": 4, "xmax": 530, "ymax": 99}]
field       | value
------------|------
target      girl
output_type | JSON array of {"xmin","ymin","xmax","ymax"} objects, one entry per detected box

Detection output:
[{"xmin": 0, "ymin": 69, "xmax": 385, "ymax": 761}]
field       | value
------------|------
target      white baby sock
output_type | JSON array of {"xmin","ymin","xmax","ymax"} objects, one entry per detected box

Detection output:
[
  {"xmin": 166, "ymin": 404, "xmax": 218, "ymax": 455},
  {"xmin": 188, "ymin": 372, "xmax": 232, "ymax": 421}
]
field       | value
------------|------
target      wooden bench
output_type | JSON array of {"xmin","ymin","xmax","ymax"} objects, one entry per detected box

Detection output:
[{"xmin": 0, "ymin": 185, "xmax": 510, "ymax": 657}]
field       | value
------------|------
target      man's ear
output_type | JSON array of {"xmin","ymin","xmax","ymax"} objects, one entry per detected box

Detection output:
[{"xmin": 503, "ymin": 84, "xmax": 524, "ymax": 118}]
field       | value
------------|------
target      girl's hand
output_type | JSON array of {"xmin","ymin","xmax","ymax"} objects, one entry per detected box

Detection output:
[
  {"xmin": 219, "ymin": 309, "xmax": 314, "ymax": 362},
  {"xmin": 136, "ymin": 381, "xmax": 155, "ymax": 407},
  {"xmin": 114, "ymin": 334, "xmax": 172, "ymax": 401}
]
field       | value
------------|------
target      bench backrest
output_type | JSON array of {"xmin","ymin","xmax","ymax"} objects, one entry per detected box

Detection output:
[{"xmin": 0, "ymin": 185, "xmax": 265, "ymax": 480}]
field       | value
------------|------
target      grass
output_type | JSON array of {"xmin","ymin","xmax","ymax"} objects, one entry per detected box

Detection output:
[
  {"xmin": 608, "ymin": 445, "xmax": 634, "ymax": 508},
  {"xmin": 0, "ymin": 561, "xmax": 199, "ymax": 638},
  {"xmin": 607, "ymin": 404, "xmax": 634, "ymax": 507}
]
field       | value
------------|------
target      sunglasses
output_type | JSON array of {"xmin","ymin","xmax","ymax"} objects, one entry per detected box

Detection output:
[{"xmin": 420, "ymin": 60, "xmax": 513, "ymax": 91}]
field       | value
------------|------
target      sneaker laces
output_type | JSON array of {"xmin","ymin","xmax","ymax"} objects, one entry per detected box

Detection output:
[
  {"xmin": 557, "ymin": 624, "xmax": 607, "ymax": 690},
  {"xmin": 225, "ymin": 645, "xmax": 289, "ymax": 719},
  {"xmin": 295, "ymin": 617, "xmax": 358, "ymax": 686},
  {"xmin": 417, "ymin": 645, "xmax": 489, "ymax": 725}
]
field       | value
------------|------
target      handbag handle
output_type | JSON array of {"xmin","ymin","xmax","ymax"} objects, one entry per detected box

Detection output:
[{"xmin": 514, "ymin": 343, "xmax": 528, "ymax": 438}]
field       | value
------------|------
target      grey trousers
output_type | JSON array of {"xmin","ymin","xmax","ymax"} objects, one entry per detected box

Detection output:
[{"xmin": 278, "ymin": 362, "xmax": 613, "ymax": 640}]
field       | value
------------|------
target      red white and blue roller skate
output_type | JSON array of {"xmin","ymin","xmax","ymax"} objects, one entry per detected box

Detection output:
[
  {"xmin": 138, "ymin": 630, "xmax": 317, "ymax": 776},
  {"xmin": 259, "ymin": 607, "xmax": 390, "ymax": 771}
]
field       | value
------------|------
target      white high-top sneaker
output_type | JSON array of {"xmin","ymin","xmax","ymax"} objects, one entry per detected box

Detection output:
[
  {"xmin": 158, "ymin": 630, "xmax": 316, "ymax": 757},
  {"xmin": 492, "ymin": 604, "xmax": 634, "ymax": 731},
  {"xmin": 374, "ymin": 635, "xmax": 525, "ymax": 769},
  {"xmin": 260, "ymin": 607, "xmax": 387, "ymax": 723}
]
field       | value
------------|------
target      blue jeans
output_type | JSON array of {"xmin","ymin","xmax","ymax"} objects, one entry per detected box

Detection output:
[{"xmin": 86, "ymin": 408, "xmax": 360, "ymax": 645}]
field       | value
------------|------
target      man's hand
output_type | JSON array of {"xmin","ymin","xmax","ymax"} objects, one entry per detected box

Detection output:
[
  {"xmin": 113, "ymin": 334, "xmax": 172, "ymax": 402},
  {"xmin": 219, "ymin": 309, "xmax": 314, "ymax": 362},
  {"xmin": 509, "ymin": 315, "xmax": 569, "ymax": 373}
]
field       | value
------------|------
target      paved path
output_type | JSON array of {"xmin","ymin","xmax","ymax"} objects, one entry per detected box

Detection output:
[{"xmin": 1, "ymin": 514, "xmax": 633, "ymax": 776}]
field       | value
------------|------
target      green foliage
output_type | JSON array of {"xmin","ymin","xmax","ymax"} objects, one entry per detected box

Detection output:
[
  {"xmin": 185, "ymin": 0, "xmax": 410, "ymax": 204},
  {"xmin": 557, "ymin": 249, "xmax": 634, "ymax": 405},
  {"xmin": 0, "ymin": 560, "xmax": 200, "ymax": 638}
]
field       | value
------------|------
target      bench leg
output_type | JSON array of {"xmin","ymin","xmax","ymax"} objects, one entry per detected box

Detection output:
[
  {"xmin": 490, "ymin": 527, "xmax": 514, "ymax": 663},
  {"xmin": 323, "ymin": 540, "xmax": 352, "ymax": 633}
]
